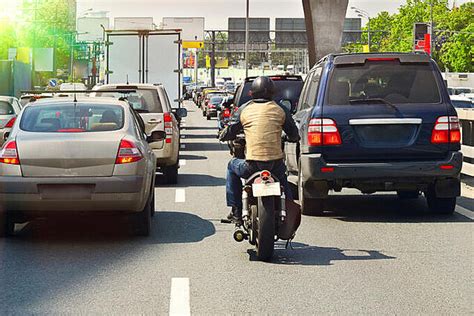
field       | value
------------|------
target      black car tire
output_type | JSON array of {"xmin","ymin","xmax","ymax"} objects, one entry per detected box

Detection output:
[
  {"xmin": 425, "ymin": 189, "xmax": 456, "ymax": 215},
  {"xmin": 134, "ymin": 190, "xmax": 153, "ymax": 236},
  {"xmin": 163, "ymin": 164, "xmax": 179, "ymax": 184},
  {"xmin": 397, "ymin": 190, "xmax": 420, "ymax": 199},
  {"xmin": 0, "ymin": 212, "xmax": 15, "ymax": 238},
  {"xmin": 206, "ymin": 114, "xmax": 211, "ymax": 120},
  {"xmin": 202, "ymin": 110, "xmax": 206, "ymax": 117},
  {"xmin": 298, "ymin": 163, "xmax": 325, "ymax": 216}
]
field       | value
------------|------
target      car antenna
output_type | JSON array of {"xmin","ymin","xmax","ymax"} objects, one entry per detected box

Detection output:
[
  {"xmin": 72, "ymin": 61, "xmax": 77, "ymax": 103},
  {"xmin": 126, "ymin": 74, "xmax": 129, "ymax": 85}
]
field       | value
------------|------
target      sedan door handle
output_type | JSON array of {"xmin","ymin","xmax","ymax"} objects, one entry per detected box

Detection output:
[{"xmin": 148, "ymin": 119, "xmax": 161, "ymax": 124}]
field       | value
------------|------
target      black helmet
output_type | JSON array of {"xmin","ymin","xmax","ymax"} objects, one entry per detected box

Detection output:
[{"xmin": 251, "ymin": 76, "xmax": 275, "ymax": 100}]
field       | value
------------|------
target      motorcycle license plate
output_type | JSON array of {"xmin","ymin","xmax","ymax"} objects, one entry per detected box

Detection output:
[{"xmin": 252, "ymin": 182, "xmax": 281, "ymax": 197}]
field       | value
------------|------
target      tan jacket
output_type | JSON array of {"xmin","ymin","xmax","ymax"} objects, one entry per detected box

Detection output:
[{"xmin": 220, "ymin": 100, "xmax": 300, "ymax": 161}]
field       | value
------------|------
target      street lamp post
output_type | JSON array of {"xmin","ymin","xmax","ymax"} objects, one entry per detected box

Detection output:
[{"xmin": 351, "ymin": 7, "xmax": 371, "ymax": 51}]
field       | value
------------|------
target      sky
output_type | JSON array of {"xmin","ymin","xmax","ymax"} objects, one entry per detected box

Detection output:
[{"xmin": 77, "ymin": 0, "xmax": 471, "ymax": 29}]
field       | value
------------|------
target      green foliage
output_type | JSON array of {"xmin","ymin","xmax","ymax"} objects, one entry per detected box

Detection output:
[{"xmin": 343, "ymin": 0, "xmax": 473, "ymax": 72}]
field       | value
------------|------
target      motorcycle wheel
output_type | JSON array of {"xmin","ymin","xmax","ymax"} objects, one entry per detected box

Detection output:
[
  {"xmin": 256, "ymin": 196, "xmax": 275, "ymax": 262},
  {"xmin": 249, "ymin": 205, "xmax": 257, "ymax": 246}
]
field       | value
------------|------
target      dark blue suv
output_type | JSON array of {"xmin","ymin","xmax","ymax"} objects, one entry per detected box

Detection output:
[{"xmin": 284, "ymin": 53, "xmax": 462, "ymax": 215}]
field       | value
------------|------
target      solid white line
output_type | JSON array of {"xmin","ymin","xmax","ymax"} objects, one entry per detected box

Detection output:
[
  {"xmin": 175, "ymin": 189, "xmax": 186, "ymax": 203},
  {"xmin": 180, "ymin": 144, "xmax": 186, "ymax": 149},
  {"xmin": 455, "ymin": 206, "xmax": 474, "ymax": 220},
  {"xmin": 179, "ymin": 159, "xmax": 186, "ymax": 166},
  {"xmin": 169, "ymin": 278, "xmax": 190, "ymax": 316}
]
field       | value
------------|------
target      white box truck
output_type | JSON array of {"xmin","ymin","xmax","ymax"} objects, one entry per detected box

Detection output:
[{"xmin": 105, "ymin": 29, "xmax": 182, "ymax": 107}]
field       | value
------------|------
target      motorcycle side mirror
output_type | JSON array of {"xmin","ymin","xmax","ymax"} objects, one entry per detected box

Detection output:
[
  {"xmin": 173, "ymin": 107, "xmax": 188, "ymax": 118},
  {"xmin": 280, "ymin": 99, "xmax": 292, "ymax": 112},
  {"xmin": 147, "ymin": 131, "xmax": 166, "ymax": 143}
]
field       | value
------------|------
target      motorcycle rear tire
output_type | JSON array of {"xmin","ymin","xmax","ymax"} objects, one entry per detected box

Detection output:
[{"xmin": 256, "ymin": 196, "xmax": 275, "ymax": 262}]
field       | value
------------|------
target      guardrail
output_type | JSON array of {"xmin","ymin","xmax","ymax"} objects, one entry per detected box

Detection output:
[{"xmin": 459, "ymin": 109, "xmax": 474, "ymax": 177}]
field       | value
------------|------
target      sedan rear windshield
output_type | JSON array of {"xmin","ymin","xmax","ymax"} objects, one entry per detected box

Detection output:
[
  {"xmin": 94, "ymin": 89, "xmax": 163, "ymax": 113},
  {"xmin": 210, "ymin": 96, "xmax": 224, "ymax": 104},
  {"xmin": 327, "ymin": 61, "xmax": 441, "ymax": 105},
  {"xmin": 0, "ymin": 101, "xmax": 14, "ymax": 115},
  {"xmin": 20, "ymin": 104, "xmax": 125, "ymax": 132}
]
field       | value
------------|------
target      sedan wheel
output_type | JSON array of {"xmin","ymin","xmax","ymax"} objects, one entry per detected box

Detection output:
[{"xmin": 134, "ymin": 190, "xmax": 153, "ymax": 236}]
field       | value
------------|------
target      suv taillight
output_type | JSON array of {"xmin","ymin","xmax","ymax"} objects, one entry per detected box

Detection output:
[
  {"xmin": 0, "ymin": 140, "xmax": 20, "ymax": 165},
  {"xmin": 308, "ymin": 118, "xmax": 342, "ymax": 146},
  {"xmin": 4, "ymin": 117, "xmax": 16, "ymax": 128},
  {"xmin": 164, "ymin": 112, "xmax": 173, "ymax": 144},
  {"xmin": 115, "ymin": 139, "xmax": 143, "ymax": 164},
  {"xmin": 431, "ymin": 116, "xmax": 461, "ymax": 144}
]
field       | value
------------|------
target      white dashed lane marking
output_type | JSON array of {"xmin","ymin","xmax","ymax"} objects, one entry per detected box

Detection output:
[
  {"xmin": 175, "ymin": 189, "xmax": 186, "ymax": 203},
  {"xmin": 455, "ymin": 206, "xmax": 474, "ymax": 220},
  {"xmin": 169, "ymin": 278, "xmax": 190, "ymax": 316},
  {"xmin": 179, "ymin": 159, "xmax": 186, "ymax": 166}
]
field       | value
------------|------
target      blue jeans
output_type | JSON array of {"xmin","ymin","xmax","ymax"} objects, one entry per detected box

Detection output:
[{"xmin": 226, "ymin": 158, "xmax": 292, "ymax": 213}]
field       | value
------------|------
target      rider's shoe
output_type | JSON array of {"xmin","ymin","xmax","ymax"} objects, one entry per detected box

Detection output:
[{"xmin": 227, "ymin": 207, "xmax": 243, "ymax": 226}]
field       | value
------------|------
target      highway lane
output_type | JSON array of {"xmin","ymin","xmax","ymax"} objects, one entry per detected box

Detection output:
[{"xmin": 0, "ymin": 101, "xmax": 472, "ymax": 314}]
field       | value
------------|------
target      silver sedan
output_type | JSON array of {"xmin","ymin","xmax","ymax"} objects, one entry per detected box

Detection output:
[{"xmin": 0, "ymin": 97, "xmax": 158, "ymax": 237}]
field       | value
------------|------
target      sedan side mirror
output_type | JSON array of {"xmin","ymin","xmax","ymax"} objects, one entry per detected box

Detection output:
[
  {"xmin": 147, "ymin": 131, "xmax": 166, "ymax": 143},
  {"xmin": 173, "ymin": 107, "xmax": 188, "ymax": 118}
]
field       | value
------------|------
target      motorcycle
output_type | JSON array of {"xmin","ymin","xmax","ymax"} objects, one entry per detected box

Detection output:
[{"xmin": 225, "ymin": 136, "xmax": 301, "ymax": 262}]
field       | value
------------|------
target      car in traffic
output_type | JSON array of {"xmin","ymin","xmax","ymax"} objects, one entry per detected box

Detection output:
[
  {"xmin": 285, "ymin": 53, "xmax": 462, "ymax": 216},
  {"xmin": 92, "ymin": 84, "xmax": 186, "ymax": 184},
  {"xmin": 0, "ymin": 97, "xmax": 158, "ymax": 237},
  {"xmin": 0, "ymin": 96, "xmax": 22, "ymax": 147},
  {"xmin": 201, "ymin": 90, "xmax": 227, "ymax": 117},
  {"xmin": 205, "ymin": 95, "xmax": 225, "ymax": 120},
  {"xmin": 450, "ymin": 95, "xmax": 473, "ymax": 109},
  {"xmin": 233, "ymin": 75, "xmax": 304, "ymax": 112},
  {"xmin": 447, "ymin": 86, "xmax": 473, "ymax": 96}
]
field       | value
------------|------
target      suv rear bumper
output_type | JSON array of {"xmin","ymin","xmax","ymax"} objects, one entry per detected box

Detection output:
[{"xmin": 300, "ymin": 152, "xmax": 463, "ymax": 198}]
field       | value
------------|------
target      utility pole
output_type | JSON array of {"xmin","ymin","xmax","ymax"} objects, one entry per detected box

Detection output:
[
  {"xmin": 210, "ymin": 31, "xmax": 216, "ymax": 87},
  {"xmin": 430, "ymin": 0, "xmax": 434, "ymax": 56},
  {"xmin": 245, "ymin": 0, "xmax": 249, "ymax": 78}
]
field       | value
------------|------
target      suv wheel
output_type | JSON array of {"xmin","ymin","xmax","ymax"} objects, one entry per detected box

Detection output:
[
  {"xmin": 425, "ymin": 189, "xmax": 456, "ymax": 215},
  {"xmin": 298, "ymin": 164, "xmax": 325, "ymax": 216},
  {"xmin": 397, "ymin": 190, "xmax": 420, "ymax": 199},
  {"xmin": 163, "ymin": 164, "xmax": 178, "ymax": 184}
]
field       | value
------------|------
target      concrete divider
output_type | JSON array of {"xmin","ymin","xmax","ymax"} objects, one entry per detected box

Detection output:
[{"xmin": 458, "ymin": 109, "xmax": 474, "ymax": 177}]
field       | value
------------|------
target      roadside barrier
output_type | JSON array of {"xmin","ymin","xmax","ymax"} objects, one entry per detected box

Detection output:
[{"xmin": 458, "ymin": 109, "xmax": 474, "ymax": 177}]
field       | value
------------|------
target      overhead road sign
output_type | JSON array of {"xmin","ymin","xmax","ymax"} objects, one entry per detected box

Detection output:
[
  {"xmin": 162, "ymin": 17, "xmax": 205, "ymax": 50},
  {"xmin": 114, "ymin": 17, "xmax": 154, "ymax": 30}
]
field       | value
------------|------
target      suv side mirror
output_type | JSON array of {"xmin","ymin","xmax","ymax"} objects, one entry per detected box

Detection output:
[
  {"xmin": 173, "ymin": 107, "xmax": 188, "ymax": 118},
  {"xmin": 3, "ymin": 132, "xmax": 10, "ymax": 141},
  {"xmin": 147, "ymin": 131, "xmax": 166, "ymax": 143}
]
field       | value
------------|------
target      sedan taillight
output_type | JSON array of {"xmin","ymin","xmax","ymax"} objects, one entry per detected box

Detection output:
[
  {"xmin": 431, "ymin": 116, "xmax": 461, "ymax": 144},
  {"xmin": 308, "ymin": 118, "xmax": 342, "ymax": 146},
  {"xmin": 4, "ymin": 117, "xmax": 16, "ymax": 128},
  {"xmin": 115, "ymin": 139, "xmax": 143, "ymax": 164},
  {"xmin": 0, "ymin": 140, "xmax": 20, "ymax": 165}
]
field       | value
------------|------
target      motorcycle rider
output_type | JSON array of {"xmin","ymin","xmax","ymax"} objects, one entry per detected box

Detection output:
[{"xmin": 219, "ymin": 76, "xmax": 300, "ymax": 225}]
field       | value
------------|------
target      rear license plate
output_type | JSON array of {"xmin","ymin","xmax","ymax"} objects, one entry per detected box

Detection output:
[
  {"xmin": 252, "ymin": 182, "xmax": 281, "ymax": 197},
  {"xmin": 38, "ymin": 184, "xmax": 95, "ymax": 200}
]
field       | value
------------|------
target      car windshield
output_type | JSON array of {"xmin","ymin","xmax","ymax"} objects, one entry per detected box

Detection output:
[
  {"xmin": 327, "ymin": 61, "xmax": 441, "ymax": 105},
  {"xmin": 94, "ymin": 89, "xmax": 163, "ymax": 113},
  {"xmin": 0, "ymin": 101, "xmax": 14, "ymax": 115},
  {"xmin": 238, "ymin": 80, "xmax": 303, "ymax": 107},
  {"xmin": 20, "ymin": 103, "xmax": 125, "ymax": 132}
]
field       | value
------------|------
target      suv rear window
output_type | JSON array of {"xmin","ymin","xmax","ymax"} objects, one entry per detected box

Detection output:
[
  {"xmin": 0, "ymin": 101, "xmax": 14, "ymax": 115},
  {"xmin": 94, "ymin": 89, "xmax": 163, "ymax": 113},
  {"xmin": 237, "ymin": 80, "xmax": 303, "ymax": 107},
  {"xmin": 327, "ymin": 61, "xmax": 441, "ymax": 105},
  {"xmin": 20, "ymin": 104, "xmax": 125, "ymax": 132}
]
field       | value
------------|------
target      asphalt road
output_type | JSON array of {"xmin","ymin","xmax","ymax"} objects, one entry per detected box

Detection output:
[{"xmin": 0, "ymin": 101, "xmax": 472, "ymax": 315}]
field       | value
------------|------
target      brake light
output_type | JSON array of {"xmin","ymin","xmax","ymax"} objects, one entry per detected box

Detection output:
[
  {"xmin": 223, "ymin": 109, "xmax": 231, "ymax": 118},
  {"xmin": 4, "ymin": 117, "xmax": 16, "ymax": 128},
  {"xmin": 57, "ymin": 128, "xmax": 85, "ymax": 133},
  {"xmin": 164, "ymin": 112, "xmax": 173, "ymax": 144},
  {"xmin": 115, "ymin": 139, "xmax": 143, "ymax": 164},
  {"xmin": 260, "ymin": 170, "xmax": 271, "ymax": 180},
  {"xmin": 440, "ymin": 165, "xmax": 454, "ymax": 170},
  {"xmin": 431, "ymin": 116, "xmax": 461, "ymax": 144},
  {"xmin": 0, "ymin": 141, "xmax": 20, "ymax": 165},
  {"xmin": 308, "ymin": 118, "xmax": 342, "ymax": 146}
]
